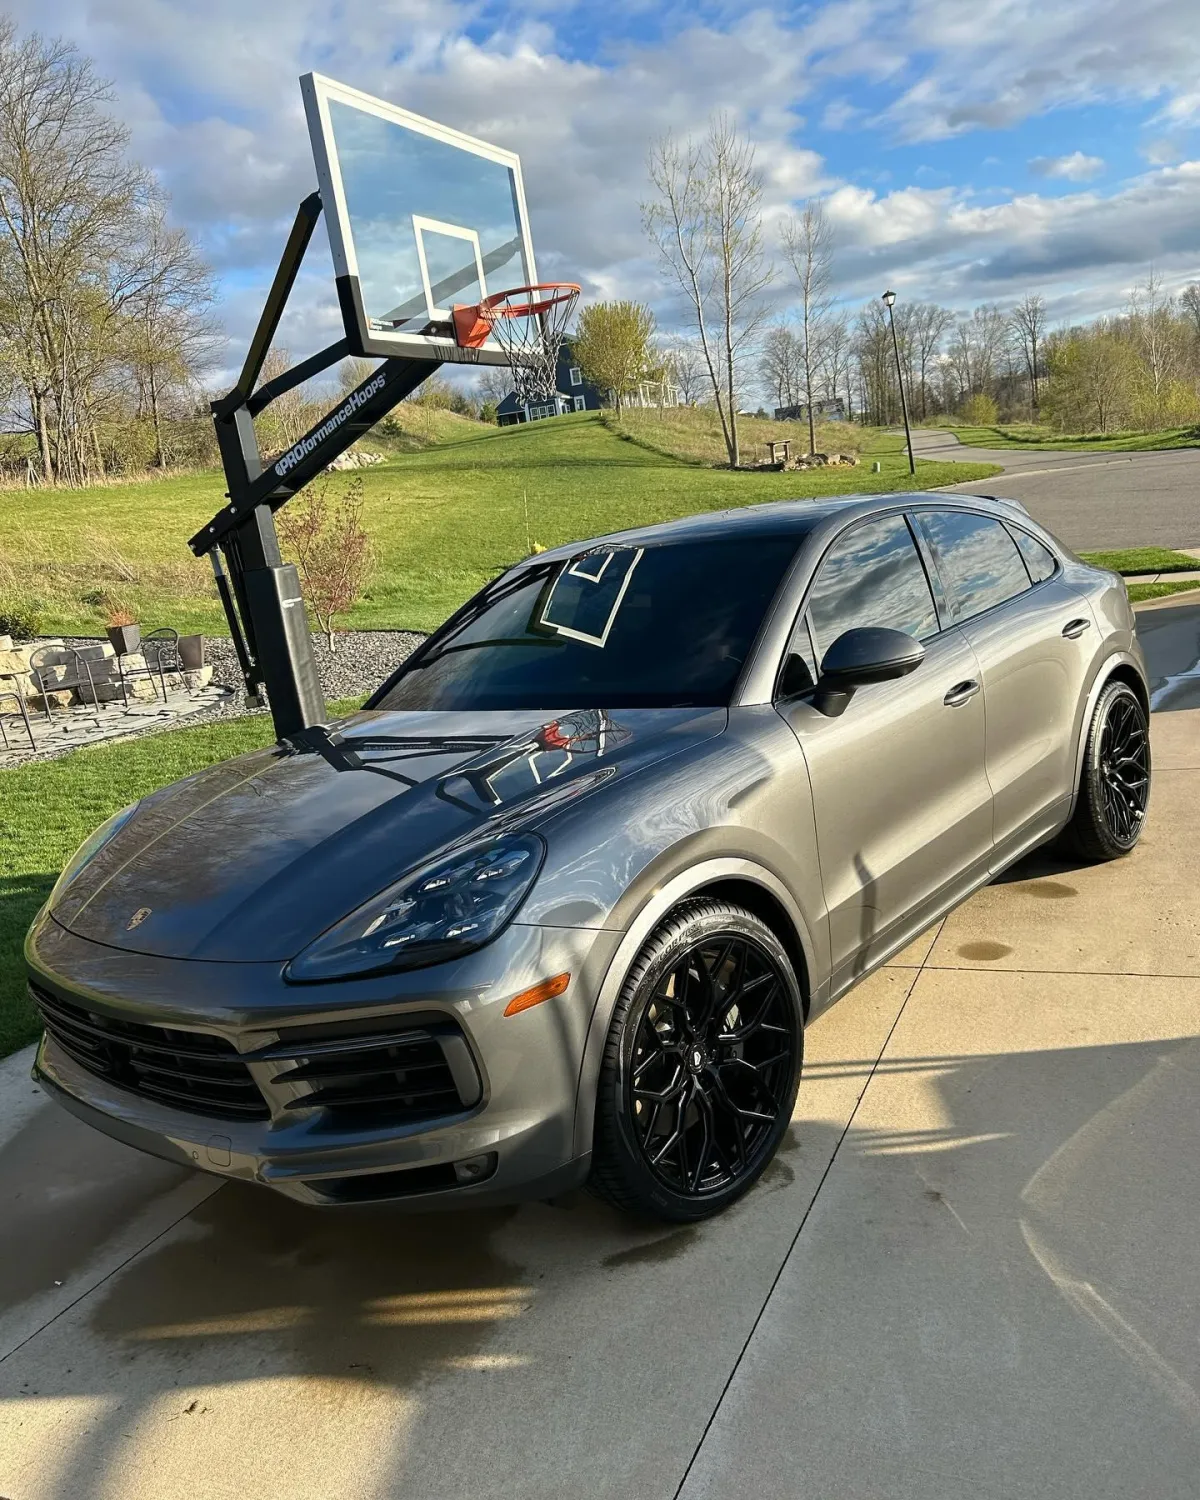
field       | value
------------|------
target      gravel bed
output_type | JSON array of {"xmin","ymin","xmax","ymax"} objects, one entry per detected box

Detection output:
[{"xmin": 4, "ymin": 630, "xmax": 426, "ymax": 764}]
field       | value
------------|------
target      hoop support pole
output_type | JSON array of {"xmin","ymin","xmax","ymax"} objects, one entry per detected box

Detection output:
[{"xmin": 195, "ymin": 194, "xmax": 445, "ymax": 741}]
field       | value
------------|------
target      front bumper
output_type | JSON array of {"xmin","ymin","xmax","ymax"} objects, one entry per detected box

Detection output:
[{"xmin": 26, "ymin": 909, "xmax": 621, "ymax": 1207}]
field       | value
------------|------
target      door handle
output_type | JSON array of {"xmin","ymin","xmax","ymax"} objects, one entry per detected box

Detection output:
[
  {"xmin": 1062, "ymin": 617, "xmax": 1091, "ymax": 639},
  {"xmin": 943, "ymin": 679, "xmax": 980, "ymax": 707}
]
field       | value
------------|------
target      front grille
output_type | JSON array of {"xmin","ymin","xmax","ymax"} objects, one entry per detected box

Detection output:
[
  {"xmin": 266, "ymin": 1017, "xmax": 481, "ymax": 1129},
  {"xmin": 33, "ymin": 982, "xmax": 269, "ymax": 1122}
]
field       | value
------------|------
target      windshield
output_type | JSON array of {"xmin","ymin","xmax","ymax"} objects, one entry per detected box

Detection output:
[{"xmin": 374, "ymin": 535, "xmax": 801, "ymax": 711}]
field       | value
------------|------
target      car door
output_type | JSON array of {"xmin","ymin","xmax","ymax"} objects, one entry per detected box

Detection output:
[
  {"xmin": 774, "ymin": 512, "xmax": 994, "ymax": 994},
  {"xmin": 912, "ymin": 507, "xmax": 1096, "ymax": 862}
]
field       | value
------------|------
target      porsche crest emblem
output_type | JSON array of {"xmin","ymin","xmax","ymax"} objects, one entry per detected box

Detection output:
[{"xmin": 126, "ymin": 907, "xmax": 152, "ymax": 931}]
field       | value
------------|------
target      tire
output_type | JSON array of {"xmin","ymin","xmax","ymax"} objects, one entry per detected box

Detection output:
[
  {"xmin": 588, "ymin": 899, "xmax": 803, "ymax": 1223},
  {"xmin": 1062, "ymin": 679, "xmax": 1151, "ymax": 861}
]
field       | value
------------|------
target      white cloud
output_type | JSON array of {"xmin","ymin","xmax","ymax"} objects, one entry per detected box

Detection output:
[
  {"xmin": 804, "ymin": 0, "xmax": 1200, "ymax": 144},
  {"xmin": 0, "ymin": 0, "xmax": 1196, "ymax": 375},
  {"xmin": 1028, "ymin": 151, "xmax": 1105, "ymax": 181}
]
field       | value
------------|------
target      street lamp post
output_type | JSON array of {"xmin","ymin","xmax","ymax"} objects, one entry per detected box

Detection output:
[{"xmin": 882, "ymin": 290, "xmax": 916, "ymax": 477}]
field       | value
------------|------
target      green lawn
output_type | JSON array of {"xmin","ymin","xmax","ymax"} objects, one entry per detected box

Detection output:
[
  {"xmin": 0, "ymin": 698, "xmax": 364, "ymax": 1058},
  {"xmin": 1078, "ymin": 547, "xmax": 1200, "ymax": 576},
  {"xmin": 937, "ymin": 422, "xmax": 1200, "ymax": 454},
  {"xmin": 0, "ymin": 411, "xmax": 1000, "ymax": 639},
  {"xmin": 1126, "ymin": 579, "xmax": 1200, "ymax": 603}
]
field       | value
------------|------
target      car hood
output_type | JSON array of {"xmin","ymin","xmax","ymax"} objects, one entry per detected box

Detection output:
[{"xmin": 50, "ymin": 705, "xmax": 725, "ymax": 962}]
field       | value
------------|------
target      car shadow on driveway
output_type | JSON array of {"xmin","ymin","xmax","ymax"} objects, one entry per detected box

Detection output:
[{"xmin": 7, "ymin": 1020, "xmax": 1200, "ymax": 1500}]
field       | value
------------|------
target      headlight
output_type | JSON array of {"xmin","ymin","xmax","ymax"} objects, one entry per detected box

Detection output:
[
  {"xmin": 286, "ymin": 832, "xmax": 545, "ymax": 983},
  {"xmin": 49, "ymin": 802, "xmax": 140, "ymax": 905}
]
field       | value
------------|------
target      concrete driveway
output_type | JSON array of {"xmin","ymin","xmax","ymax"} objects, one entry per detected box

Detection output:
[
  {"xmin": 3, "ymin": 609, "xmax": 1199, "ymax": 1500},
  {"xmin": 914, "ymin": 428, "xmax": 1200, "ymax": 550}
]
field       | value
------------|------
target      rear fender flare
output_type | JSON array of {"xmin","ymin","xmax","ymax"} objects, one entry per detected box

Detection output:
[{"xmin": 1069, "ymin": 649, "xmax": 1148, "ymax": 816}]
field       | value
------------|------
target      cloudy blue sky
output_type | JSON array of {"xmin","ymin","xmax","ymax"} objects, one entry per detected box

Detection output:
[{"xmin": 10, "ymin": 0, "xmax": 1200, "ymax": 370}]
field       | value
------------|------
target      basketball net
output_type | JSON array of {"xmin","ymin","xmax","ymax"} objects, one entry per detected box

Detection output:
[{"xmin": 453, "ymin": 284, "xmax": 581, "ymax": 405}]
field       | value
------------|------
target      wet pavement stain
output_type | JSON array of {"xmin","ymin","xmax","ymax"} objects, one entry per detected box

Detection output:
[
  {"xmin": 602, "ymin": 1226, "xmax": 699, "ymax": 1268},
  {"xmin": 89, "ymin": 1183, "xmax": 529, "ymax": 1392},
  {"xmin": 1020, "ymin": 881, "xmax": 1078, "ymax": 899},
  {"xmin": 957, "ymin": 940, "xmax": 1014, "ymax": 962},
  {"xmin": 0, "ymin": 1106, "xmax": 195, "ymax": 1315}
]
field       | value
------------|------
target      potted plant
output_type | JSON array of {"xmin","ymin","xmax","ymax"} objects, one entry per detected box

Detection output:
[
  {"xmin": 178, "ymin": 633, "xmax": 205, "ymax": 670},
  {"xmin": 105, "ymin": 608, "xmax": 141, "ymax": 657}
]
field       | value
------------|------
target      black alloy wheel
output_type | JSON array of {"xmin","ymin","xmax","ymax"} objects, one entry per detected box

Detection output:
[
  {"xmin": 1064, "ymin": 679, "xmax": 1151, "ymax": 861},
  {"xmin": 590, "ymin": 900, "xmax": 802, "ymax": 1222},
  {"xmin": 1097, "ymin": 691, "xmax": 1150, "ymax": 844}
]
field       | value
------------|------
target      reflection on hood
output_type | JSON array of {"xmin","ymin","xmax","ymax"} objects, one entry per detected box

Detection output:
[{"xmin": 49, "ymin": 705, "xmax": 722, "ymax": 962}]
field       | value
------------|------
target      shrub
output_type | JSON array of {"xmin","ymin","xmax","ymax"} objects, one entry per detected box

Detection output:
[
  {"xmin": 960, "ymin": 392, "xmax": 998, "ymax": 425},
  {"xmin": 276, "ymin": 475, "xmax": 373, "ymax": 649},
  {"xmin": 0, "ymin": 602, "xmax": 43, "ymax": 640}
]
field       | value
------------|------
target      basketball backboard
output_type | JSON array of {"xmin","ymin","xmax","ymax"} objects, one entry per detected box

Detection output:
[{"xmin": 301, "ymin": 72, "xmax": 536, "ymax": 363}]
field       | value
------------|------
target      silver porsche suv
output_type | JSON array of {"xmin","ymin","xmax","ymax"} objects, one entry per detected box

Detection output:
[{"xmin": 27, "ymin": 493, "xmax": 1150, "ymax": 1222}]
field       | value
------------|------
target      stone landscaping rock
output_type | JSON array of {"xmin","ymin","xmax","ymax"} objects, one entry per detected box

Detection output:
[
  {"xmin": 0, "ymin": 635, "xmax": 11, "ymax": 652},
  {"xmin": 0, "ymin": 647, "xmax": 34, "ymax": 675},
  {"xmin": 29, "ymin": 689, "xmax": 74, "ymax": 711}
]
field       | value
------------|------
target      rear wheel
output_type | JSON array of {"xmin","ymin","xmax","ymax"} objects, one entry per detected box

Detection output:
[
  {"xmin": 588, "ymin": 900, "xmax": 802, "ymax": 1223},
  {"xmin": 1063, "ymin": 680, "xmax": 1151, "ymax": 861}
]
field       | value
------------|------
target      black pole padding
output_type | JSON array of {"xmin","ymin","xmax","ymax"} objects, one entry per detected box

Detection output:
[{"xmin": 242, "ymin": 562, "xmax": 326, "ymax": 738}]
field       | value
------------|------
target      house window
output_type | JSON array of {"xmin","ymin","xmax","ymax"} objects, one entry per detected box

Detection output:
[
  {"xmin": 573, "ymin": 396, "xmax": 585, "ymax": 411},
  {"xmin": 528, "ymin": 403, "xmax": 557, "ymax": 421},
  {"xmin": 570, "ymin": 367, "xmax": 582, "ymax": 387}
]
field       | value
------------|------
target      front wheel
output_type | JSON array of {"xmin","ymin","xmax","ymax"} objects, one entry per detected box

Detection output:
[
  {"xmin": 1063, "ymin": 679, "xmax": 1151, "ymax": 861},
  {"xmin": 588, "ymin": 900, "xmax": 802, "ymax": 1222}
]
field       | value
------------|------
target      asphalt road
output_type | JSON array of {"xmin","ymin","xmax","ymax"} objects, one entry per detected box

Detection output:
[{"xmin": 914, "ymin": 428, "xmax": 1200, "ymax": 550}]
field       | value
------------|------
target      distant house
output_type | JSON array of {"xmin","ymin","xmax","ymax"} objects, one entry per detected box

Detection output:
[
  {"xmin": 495, "ymin": 341, "xmax": 605, "ymax": 426},
  {"xmin": 774, "ymin": 397, "xmax": 847, "ymax": 423}
]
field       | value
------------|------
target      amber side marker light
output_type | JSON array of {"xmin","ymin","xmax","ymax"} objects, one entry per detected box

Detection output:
[{"xmin": 503, "ymin": 972, "xmax": 571, "ymax": 1017}]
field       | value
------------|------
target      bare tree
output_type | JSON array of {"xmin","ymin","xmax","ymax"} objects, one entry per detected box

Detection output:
[
  {"xmin": 948, "ymin": 304, "xmax": 1010, "ymax": 405},
  {"xmin": 909, "ymin": 303, "xmax": 954, "ymax": 419},
  {"xmin": 1182, "ymin": 282, "xmax": 1200, "ymax": 339},
  {"xmin": 1009, "ymin": 293, "xmax": 1046, "ymax": 411},
  {"xmin": 760, "ymin": 322, "xmax": 802, "ymax": 409},
  {"xmin": 780, "ymin": 200, "xmax": 833, "ymax": 453},
  {"xmin": 817, "ymin": 311, "xmax": 852, "ymax": 419},
  {"xmin": 0, "ymin": 20, "xmax": 147, "ymax": 482},
  {"xmin": 1127, "ymin": 271, "xmax": 1179, "ymax": 412},
  {"xmin": 123, "ymin": 206, "xmax": 218, "ymax": 466},
  {"xmin": 854, "ymin": 300, "xmax": 895, "ymax": 426},
  {"xmin": 644, "ymin": 113, "xmax": 773, "ymax": 466},
  {"xmin": 254, "ymin": 347, "xmax": 320, "ymax": 460},
  {"xmin": 661, "ymin": 336, "xmax": 706, "ymax": 405}
]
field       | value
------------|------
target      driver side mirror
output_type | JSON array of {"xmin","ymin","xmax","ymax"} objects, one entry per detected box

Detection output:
[{"xmin": 813, "ymin": 626, "xmax": 924, "ymax": 718}]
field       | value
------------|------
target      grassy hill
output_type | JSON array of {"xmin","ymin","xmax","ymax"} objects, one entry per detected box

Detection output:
[
  {"xmin": 603, "ymin": 406, "xmax": 868, "ymax": 466},
  {"xmin": 0, "ymin": 410, "xmax": 1000, "ymax": 639}
]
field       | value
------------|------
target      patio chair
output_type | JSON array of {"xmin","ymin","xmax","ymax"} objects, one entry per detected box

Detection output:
[
  {"xmin": 0, "ymin": 675, "xmax": 35, "ymax": 752},
  {"xmin": 27, "ymin": 645, "xmax": 105, "ymax": 726},
  {"xmin": 116, "ymin": 627, "xmax": 181, "ymax": 706}
]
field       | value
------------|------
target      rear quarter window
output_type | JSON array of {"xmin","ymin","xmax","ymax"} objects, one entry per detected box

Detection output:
[
  {"xmin": 1008, "ymin": 527, "xmax": 1058, "ymax": 584},
  {"xmin": 917, "ymin": 510, "xmax": 1031, "ymax": 622}
]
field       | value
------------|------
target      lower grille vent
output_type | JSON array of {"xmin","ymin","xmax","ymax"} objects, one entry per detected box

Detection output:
[
  {"xmin": 265, "ymin": 1017, "xmax": 482, "ymax": 1129},
  {"xmin": 33, "ymin": 982, "xmax": 268, "ymax": 1122}
]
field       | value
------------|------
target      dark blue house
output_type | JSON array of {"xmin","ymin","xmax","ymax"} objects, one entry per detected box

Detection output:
[{"xmin": 495, "ymin": 341, "xmax": 605, "ymax": 425}]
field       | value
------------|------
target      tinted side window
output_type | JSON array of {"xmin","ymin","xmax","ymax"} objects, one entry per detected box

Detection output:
[
  {"xmin": 918, "ymin": 510, "xmax": 1031, "ymax": 621},
  {"xmin": 1010, "ymin": 527, "xmax": 1057, "ymax": 584},
  {"xmin": 807, "ymin": 515, "xmax": 939, "ymax": 658}
]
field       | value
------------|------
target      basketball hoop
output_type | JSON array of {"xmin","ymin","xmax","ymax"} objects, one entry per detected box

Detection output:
[{"xmin": 453, "ymin": 283, "xmax": 580, "ymax": 403}]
